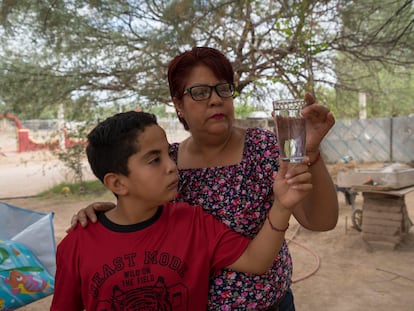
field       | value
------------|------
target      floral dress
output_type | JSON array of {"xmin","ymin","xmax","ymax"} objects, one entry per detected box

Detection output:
[{"xmin": 169, "ymin": 127, "xmax": 292, "ymax": 310}]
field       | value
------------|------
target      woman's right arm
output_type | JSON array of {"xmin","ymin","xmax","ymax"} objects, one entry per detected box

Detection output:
[{"xmin": 67, "ymin": 202, "xmax": 116, "ymax": 232}]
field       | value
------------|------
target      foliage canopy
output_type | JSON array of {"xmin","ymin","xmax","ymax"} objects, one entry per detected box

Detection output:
[{"xmin": 0, "ymin": 0, "xmax": 413, "ymax": 120}]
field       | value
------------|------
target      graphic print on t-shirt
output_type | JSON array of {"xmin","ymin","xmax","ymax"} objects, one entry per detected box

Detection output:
[
  {"xmin": 91, "ymin": 251, "xmax": 189, "ymax": 311},
  {"xmin": 95, "ymin": 276, "xmax": 187, "ymax": 310}
]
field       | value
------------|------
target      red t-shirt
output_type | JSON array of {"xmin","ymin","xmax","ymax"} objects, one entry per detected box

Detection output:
[{"xmin": 50, "ymin": 202, "xmax": 250, "ymax": 310}]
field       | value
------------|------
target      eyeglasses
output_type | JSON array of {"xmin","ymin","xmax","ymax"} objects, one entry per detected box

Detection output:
[{"xmin": 183, "ymin": 82, "xmax": 235, "ymax": 101}]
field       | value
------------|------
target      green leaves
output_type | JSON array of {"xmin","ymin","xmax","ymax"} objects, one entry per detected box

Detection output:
[{"xmin": 0, "ymin": 0, "xmax": 412, "ymax": 119}]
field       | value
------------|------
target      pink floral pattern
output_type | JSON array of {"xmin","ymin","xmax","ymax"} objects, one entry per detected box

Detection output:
[{"xmin": 170, "ymin": 127, "xmax": 292, "ymax": 310}]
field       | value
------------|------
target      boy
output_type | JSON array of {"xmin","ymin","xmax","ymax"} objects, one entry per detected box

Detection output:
[{"xmin": 51, "ymin": 111, "xmax": 311, "ymax": 310}]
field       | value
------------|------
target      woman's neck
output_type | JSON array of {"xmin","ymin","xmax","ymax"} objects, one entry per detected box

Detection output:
[
  {"xmin": 190, "ymin": 127, "xmax": 234, "ymax": 152},
  {"xmin": 179, "ymin": 127, "xmax": 245, "ymax": 168}
]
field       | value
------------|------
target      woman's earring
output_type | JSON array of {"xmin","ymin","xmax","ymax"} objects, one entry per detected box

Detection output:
[{"xmin": 177, "ymin": 111, "xmax": 183, "ymax": 118}]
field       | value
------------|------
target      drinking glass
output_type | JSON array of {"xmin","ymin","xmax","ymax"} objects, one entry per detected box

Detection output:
[{"xmin": 272, "ymin": 99, "xmax": 306, "ymax": 162}]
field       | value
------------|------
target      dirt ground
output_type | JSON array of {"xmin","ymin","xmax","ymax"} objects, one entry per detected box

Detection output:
[{"xmin": 1, "ymin": 155, "xmax": 414, "ymax": 310}]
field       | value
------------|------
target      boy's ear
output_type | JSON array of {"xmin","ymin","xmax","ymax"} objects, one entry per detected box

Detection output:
[{"xmin": 103, "ymin": 173, "xmax": 128, "ymax": 196}]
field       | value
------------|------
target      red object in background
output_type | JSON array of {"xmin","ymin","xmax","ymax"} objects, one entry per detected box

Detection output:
[
  {"xmin": 0, "ymin": 113, "xmax": 83, "ymax": 152},
  {"xmin": 363, "ymin": 177, "xmax": 374, "ymax": 185}
]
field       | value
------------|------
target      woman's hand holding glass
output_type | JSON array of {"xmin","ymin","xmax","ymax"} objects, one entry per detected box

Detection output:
[{"xmin": 301, "ymin": 93, "xmax": 335, "ymax": 157}]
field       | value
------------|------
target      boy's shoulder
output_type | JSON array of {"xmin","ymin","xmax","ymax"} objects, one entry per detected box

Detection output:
[
  {"xmin": 60, "ymin": 219, "xmax": 100, "ymax": 244},
  {"xmin": 163, "ymin": 202, "xmax": 223, "ymax": 228},
  {"xmin": 164, "ymin": 201, "xmax": 202, "ymax": 215},
  {"xmin": 164, "ymin": 201, "xmax": 211, "ymax": 223}
]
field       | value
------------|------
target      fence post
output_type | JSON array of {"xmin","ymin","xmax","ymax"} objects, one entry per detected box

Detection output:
[{"xmin": 390, "ymin": 117, "xmax": 393, "ymax": 162}]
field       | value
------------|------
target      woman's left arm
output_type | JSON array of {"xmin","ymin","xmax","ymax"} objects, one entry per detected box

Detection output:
[{"xmin": 292, "ymin": 94, "xmax": 339, "ymax": 231}]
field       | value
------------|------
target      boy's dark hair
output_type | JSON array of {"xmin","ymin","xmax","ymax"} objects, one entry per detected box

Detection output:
[{"xmin": 86, "ymin": 111, "xmax": 158, "ymax": 182}]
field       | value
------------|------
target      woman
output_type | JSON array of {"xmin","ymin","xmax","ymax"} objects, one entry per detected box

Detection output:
[{"xmin": 72, "ymin": 47, "xmax": 338, "ymax": 310}]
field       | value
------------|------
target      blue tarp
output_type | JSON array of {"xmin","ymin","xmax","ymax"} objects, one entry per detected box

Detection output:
[{"xmin": 0, "ymin": 202, "xmax": 56, "ymax": 309}]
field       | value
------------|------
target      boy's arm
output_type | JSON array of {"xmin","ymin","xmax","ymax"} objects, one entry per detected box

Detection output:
[
  {"xmin": 227, "ymin": 159, "xmax": 312, "ymax": 274},
  {"xmin": 50, "ymin": 235, "xmax": 84, "ymax": 310}
]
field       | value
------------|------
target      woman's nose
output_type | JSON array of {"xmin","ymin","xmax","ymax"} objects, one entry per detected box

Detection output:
[{"xmin": 208, "ymin": 89, "xmax": 223, "ymax": 106}]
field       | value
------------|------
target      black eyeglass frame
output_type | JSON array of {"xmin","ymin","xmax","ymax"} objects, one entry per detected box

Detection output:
[{"xmin": 183, "ymin": 82, "xmax": 235, "ymax": 101}]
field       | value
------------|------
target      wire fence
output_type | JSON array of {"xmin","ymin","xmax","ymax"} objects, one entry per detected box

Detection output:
[
  {"xmin": 2, "ymin": 116, "xmax": 413, "ymax": 165},
  {"xmin": 321, "ymin": 116, "xmax": 413, "ymax": 164},
  {"xmin": 233, "ymin": 116, "xmax": 414, "ymax": 164}
]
